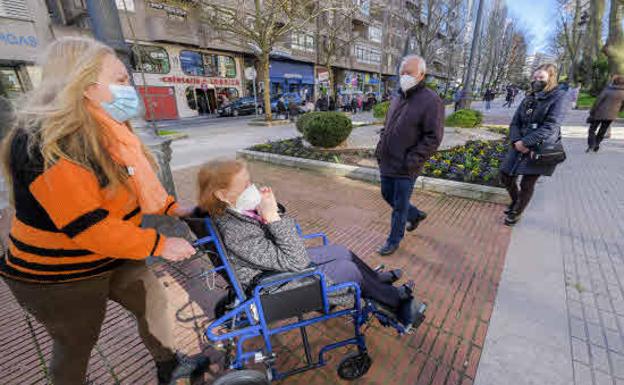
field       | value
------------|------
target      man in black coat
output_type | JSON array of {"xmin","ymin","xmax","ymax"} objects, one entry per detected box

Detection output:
[{"xmin": 375, "ymin": 55, "xmax": 445, "ymax": 255}]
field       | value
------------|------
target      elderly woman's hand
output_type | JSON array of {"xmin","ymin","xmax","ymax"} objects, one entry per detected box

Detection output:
[
  {"xmin": 258, "ymin": 187, "xmax": 280, "ymax": 223},
  {"xmin": 160, "ymin": 237, "xmax": 195, "ymax": 261}
]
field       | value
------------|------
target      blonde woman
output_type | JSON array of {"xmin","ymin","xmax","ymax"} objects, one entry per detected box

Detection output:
[
  {"xmin": 500, "ymin": 64, "xmax": 567, "ymax": 226},
  {"xmin": 0, "ymin": 37, "xmax": 196, "ymax": 385}
]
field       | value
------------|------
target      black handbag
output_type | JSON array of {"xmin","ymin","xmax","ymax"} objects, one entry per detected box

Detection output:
[{"xmin": 530, "ymin": 141, "xmax": 567, "ymax": 166}]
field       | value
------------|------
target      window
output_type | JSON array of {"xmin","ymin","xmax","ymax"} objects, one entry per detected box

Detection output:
[
  {"xmin": 115, "ymin": 0, "xmax": 134, "ymax": 12},
  {"xmin": 0, "ymin": 0, "xmax": 31, "ymax": 19},
  {"xmin": 369, "ymin": 26, "xmax": 382, "ymax": 43},
  {"xmin": 130, "ymin": 45, "xmax": 170, "ymax": 74},
  {"xmin": 180, "ymin": 50, "xmax": 204, "ymax": 76},
  {"xmin": 353, "ymin": 0, "xmax": 370, "ymax": 15},
  {"xmin": 180, "ymin": 51, "xmax": 237, "ymax": 78},
  {"xmin": 354, "ymin": 44, "xmax": 381, "ymax": 65},
  {"xmin": 291, "ymin": 32, "xmax": 315, "ymax": 52}
]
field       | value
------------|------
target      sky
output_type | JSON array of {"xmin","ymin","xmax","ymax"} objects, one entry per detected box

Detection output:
[{"xmin": 504, "ymin": 0, "xmax": 559, "ymax": 55}]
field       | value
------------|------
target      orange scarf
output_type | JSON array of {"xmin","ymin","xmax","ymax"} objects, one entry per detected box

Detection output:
[{"xmin": 87, "ymin": 102, "xmax": 168, "ymax": 214}]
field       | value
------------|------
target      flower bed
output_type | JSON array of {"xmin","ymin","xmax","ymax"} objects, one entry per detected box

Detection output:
[{"xmin": 250, "ymin": 137, "xmax": 509, "ymax": 188}]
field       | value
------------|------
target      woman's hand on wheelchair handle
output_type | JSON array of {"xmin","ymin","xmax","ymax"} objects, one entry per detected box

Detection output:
[{"xmin": 161, "ymin": 237, "xmax": 196, "ymax": 261}]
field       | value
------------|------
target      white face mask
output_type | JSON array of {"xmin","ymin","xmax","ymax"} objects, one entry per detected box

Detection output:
[
  {"xmin": 400, "ymin": 74, "xmax": 419, "ymax": 93},
  {"xmin": 234, "ymin": 184, "xmax": 262, "ymax": 212}
]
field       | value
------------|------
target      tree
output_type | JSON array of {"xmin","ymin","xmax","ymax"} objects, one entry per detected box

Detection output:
[
  {"xmin": 557, "ymin": 0, "xmax": 588, "ymax": 85},
  {"xmin": 315, "ymin": 0, "xmax": 359, "ymax": 99},
  {"xmin": 200, "ymin": 0, "xmax": 327, "ymax": 121},
  {"xmin": 603, "ymin": 0, "xmax": 624, "ymax": 75}
]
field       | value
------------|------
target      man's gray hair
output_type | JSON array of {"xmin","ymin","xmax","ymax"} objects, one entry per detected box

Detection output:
[{"xmin": 399, "ymin": 55, "xmax": 427, "ymax": 75}]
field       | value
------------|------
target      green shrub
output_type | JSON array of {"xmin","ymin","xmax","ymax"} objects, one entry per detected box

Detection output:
[
  {"xmin": 301, "ymin": 112, "xmax": 353, "ymax": 148},
  {"xmin": 445, "ymin": 109, "xmax": 483, "ymax": 128},
  {"xmin": 296, "ymin": 112, "xmax": 314, "ymax": 133},
  {"xmin": 372, "ymin": 101, "xmax": 390, "ymax": 119},
  {"xmin": 576, "ymin": 92, "xmax": 596, "ymax": 109}
]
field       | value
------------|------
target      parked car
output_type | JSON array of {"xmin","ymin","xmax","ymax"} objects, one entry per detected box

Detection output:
[
  {"xmin": 270, "ymin": 92, "xmax": 303, "ymax": 112},
  {"xmin": 218, "ymin": 97, "xmax": 263, "ymax": 117}
]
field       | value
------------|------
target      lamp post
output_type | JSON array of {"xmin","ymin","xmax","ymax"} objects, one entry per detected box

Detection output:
[{"xmin": 457, "ymin": 0, "xmax": 484, "ymax": 110}]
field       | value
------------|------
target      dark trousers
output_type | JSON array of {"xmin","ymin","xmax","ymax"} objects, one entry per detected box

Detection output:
[
  {"xmin": 4, "ymin": 261, "xmax": 176, "ymax": 385},
  {"xmin": 588, "ymin": 120, "xmax": 613, "ymax": 148},
  {"xmin": 500, "ymin": 172, "xmax": 540, "ymax": 214},
  {"xmin": 308, "ymin": 245, "xmax": 401, "ymax": 309},
  {"xmin": 485, "ymin": 100, "xmax": 491, "ymax": 110},
  {"xmin": 380, "ymin": 176, "xmax": 424, "ymax": 246}
]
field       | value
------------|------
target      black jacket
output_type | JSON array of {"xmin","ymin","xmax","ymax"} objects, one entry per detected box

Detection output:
[
  {"xmin": 375, "ymin": 83, "xmax": 444, "ymax": 178},
  {"xmin": 590, "ymin": 84, "xmax": 624, "ymax": 121},
  {"xmin": 500, "ymin": 87, "xmax": 567, "ymax": 176}
]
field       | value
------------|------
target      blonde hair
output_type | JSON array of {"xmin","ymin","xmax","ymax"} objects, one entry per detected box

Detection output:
[
  {"xmin": 198, "ymin": 159, "xmax": 246, "ymax": 217},
  {"xmin": 2, "ymin": 36, "xmax": 153, "ymax": 195},
  {"xmin": 534, "ymin": 63, "xmax": 559, "ymax": 93}
]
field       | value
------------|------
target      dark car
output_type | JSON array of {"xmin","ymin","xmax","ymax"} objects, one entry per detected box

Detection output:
[{"xmin": 218, "ymin": 97, "xmax": 264, "ymax": 117}]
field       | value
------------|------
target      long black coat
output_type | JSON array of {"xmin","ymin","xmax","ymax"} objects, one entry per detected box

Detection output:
[
  {"xmin": 500, "ymin": 87, "xmax": 567, "ymax": 177},
  {"xmin": 590, "ymin": 84, "xmax": 624, "ymax": 121}
]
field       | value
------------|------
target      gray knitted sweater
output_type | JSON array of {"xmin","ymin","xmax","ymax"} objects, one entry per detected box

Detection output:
[{"xmin": 214, "ymin": 208, "xmax": 311, "ymax": 289}]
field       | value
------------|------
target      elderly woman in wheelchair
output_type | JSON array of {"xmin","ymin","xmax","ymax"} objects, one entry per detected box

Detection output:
[{"xmin": 189, "ymin": 159, "xmax": 426, "ymax": 383}]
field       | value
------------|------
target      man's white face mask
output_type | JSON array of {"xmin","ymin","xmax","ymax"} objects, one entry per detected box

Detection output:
[{"xmin": 400, "ymin": 74, "xmax": 419, "ymax": 93}]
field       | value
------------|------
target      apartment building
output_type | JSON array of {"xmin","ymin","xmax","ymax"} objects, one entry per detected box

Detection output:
[{"xmin": 0, "ymin": 0, "xmax": 433, "ymax": 119}]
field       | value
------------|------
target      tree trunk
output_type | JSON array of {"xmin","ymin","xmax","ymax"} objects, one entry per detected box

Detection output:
[
  {"xmin": 327, "ymin": 65, "xmax": 335, "ymax": 100},
  {"xmin": 260, "ymin": 53, "xmax": 273, "ymax": 121},
  {"xmin": 604, "ymin": 0, "xmax": 624, "ymax": 75}
]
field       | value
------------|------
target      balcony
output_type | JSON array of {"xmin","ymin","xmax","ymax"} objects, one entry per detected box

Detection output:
[{"xmin": 146, "ymin": 14, "xmax": 199, "ymax": 46}]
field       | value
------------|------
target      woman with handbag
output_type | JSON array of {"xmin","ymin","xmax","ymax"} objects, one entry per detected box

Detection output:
[{"xmin": 499, "ymin": 64, "xmax": 568, "ymax": 226}]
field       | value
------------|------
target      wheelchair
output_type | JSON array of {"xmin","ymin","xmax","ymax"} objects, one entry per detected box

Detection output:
[{"xmin": 185, "ymin": 214, "xmax": 426, "ymax": 384}]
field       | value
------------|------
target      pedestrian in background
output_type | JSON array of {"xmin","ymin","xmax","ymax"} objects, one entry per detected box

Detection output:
[
  {"xmin": 277, "ymin": 97, "xmax": 287, "ymax": 119},
  {"xmin": 0, "ymin": 37, "xmax": 198, "ymax": 385},
  {"xmin": 375, "ymin": 55, "xmax": 444, "ymax": 256},
  {"xmin": 586, "ymin": 75, "xmax": 624, "ymax": 152},
  {"xmin": 288, "ymin": 96, "xmax": 299, "ymax": 122},
  {"xmin": 0, "ymin": 95, "xmax": 15, "ymax": 140},
  {"xmin": 483, "ymin": 88, "xmax": 495, "ymax": 110},
  {"xmin": 351, "ymin": 95, "xmax": 358, "ymax": 113},
  {"xmin": 500, "ymin": 64, "xmax": 567, "ymax": 226},
  {"xmin": 453, "ymin": 87, "xmax": 463, "ymax": 111},
  {"xmin": 503, "ymin": 85, "xmax": 514, "ymax": 108}
]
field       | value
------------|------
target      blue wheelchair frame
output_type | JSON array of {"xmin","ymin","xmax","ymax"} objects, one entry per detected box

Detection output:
[{"xmin": 193, "ymin": 217, "xmax": 410, "ymax": 381}]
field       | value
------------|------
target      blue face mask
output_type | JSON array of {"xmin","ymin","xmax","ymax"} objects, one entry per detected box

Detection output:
[{"xmin": 99, "ymin": 83, "xmax": 142, "ymax": 122}]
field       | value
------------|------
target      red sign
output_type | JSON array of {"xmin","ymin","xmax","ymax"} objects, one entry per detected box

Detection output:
[{"xmin": 160, "ymin": 76, "xmax": 241, "ymax": 87}]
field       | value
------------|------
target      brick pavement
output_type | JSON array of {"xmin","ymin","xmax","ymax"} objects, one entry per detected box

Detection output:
[
  {"xmin": 0, "ymin": 161, "xmax": 511, "ymax": 385},
  {"xmin": 475, "ymin": 135, "xmax": 624, "ymax": 385}
]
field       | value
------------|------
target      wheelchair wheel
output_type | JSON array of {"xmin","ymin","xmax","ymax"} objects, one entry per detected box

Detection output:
[
  {"xmin": 337, "ymin": 351, "xmax": 372, "ymax": 380},
  {"xmin": 212, "ymin": 369, "xmax": 270, "ymax": 385}
]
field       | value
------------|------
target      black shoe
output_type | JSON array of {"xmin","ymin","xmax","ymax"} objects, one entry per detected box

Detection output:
[
  {"xmin": 378, "ymin": 242, "xmax": 399, "ymax": 256},
  {"xmin": 504, "ymin": 211, "xmax": 521, "ymax": 226},
  {"xmin": 378, "ymin": 268, "xmax": 403, "ymax": 284},
  {"xmin": 503, "ymin": 202, "xmax": 516, "ymax": 215},
  {"xmin": 397, "ymin": 297, "xmax": 427, "ymax": 329},
  {"xmin": 593, "ymin": 145, "xmax": 600, "ymax": 152},
  {"xmin": 586, "ymin": 146, "xmax": 592, "ymax": 153},
  {"xmin": 157, "ymin": 354, "xmax": 211, "ymax": 385},
  {"xmin": 406, "ymin": 212, "xmax": 427, "ymax": 232},
  {"xmin": 398, "ymin": 280, "xmax": 415, "ymax": 301}
]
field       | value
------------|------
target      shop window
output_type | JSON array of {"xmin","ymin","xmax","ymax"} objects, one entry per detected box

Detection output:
[
  {"xmin": 180, "ymin": 50, "xmax": 205, "ymax": 76},
  {"xmin": 185, "ymin": 87, "xmax": 197, "ymax": 110},
  {"xmin": 0, "ymin": 68, "xmax": 25, "ymax": 100},
  {"xmin": 221, "ymin": 56, "xmax": 237, "ymax": 78},
  {"xmin": 131, "ymin": 45, "xmax": 170, "ymax": 74}
]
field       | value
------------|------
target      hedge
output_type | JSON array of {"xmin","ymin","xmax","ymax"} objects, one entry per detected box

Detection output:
[
  {"xmin": 445, "ymin": 109, "xmax": 483, "ymax": 128},
  {"xmin": 300, "ymin": 111, "xmax": 353, "ymax": 148},
  {"xmin": 372, "ymin": 101, "xmax": 390, "ymax": 119}
]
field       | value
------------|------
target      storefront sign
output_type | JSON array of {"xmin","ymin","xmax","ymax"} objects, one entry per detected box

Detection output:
[
  {"xmin": 0, "ymin": 33, "xmax": 37, "ymax": 47},
  {"xmin": 317, "ymin": 70, "xmax": 329, "ymax": 82},
  {"xmin": 160, "ymin": 76, "xmax": 240, "ymax": 86},
  {"xmin": 283, "ymin": 73, "xmax": 303, "ymax": 79}
]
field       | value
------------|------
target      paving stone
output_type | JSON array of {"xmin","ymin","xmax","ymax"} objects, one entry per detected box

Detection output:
[
  {"xmin": 590, "ymin": 345, "xmax": 611, "ymax": 373},
  {"xmin": 588, "ymin": 319, "xmax": 608, "ymax": 348},
  {"xmin": 0, "ymin": 161, "xmax": 513, "ymax": 385},
  {"xmin": 610, "ymin": 352, "xmax": 624, "ymax": 379},
  {"xmin": 594, "ymin": 370, "xmax": 616, "ymax": 385},
  {"xmin": 571, "ymin": 317, "xmax": 589, "ymax": 341},
  {"xmin": 572, "ymin": 338, "xmax": 591, "ymax": 365},
  {"xmin": 600, "ymin": 311, "xmax": 620, "ymax": 333},
  {"xmin": 574, "ymin": 361, "xmax": 595, "ymax": 385},
  {"xmin": 568, "ymin": 300, "xmax": 584, "ymax": 319},
  {"xmin": 605, "ymin": 329, "xmax": 624, "ymax": 354}
]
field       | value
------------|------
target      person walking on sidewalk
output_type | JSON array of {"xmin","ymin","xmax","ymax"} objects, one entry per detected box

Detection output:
[
  {"xmin": 483, "ymin": 88, "xmax": 495, "ymax": 110},
  {"xmin": 586, "ymin": 75, "xmax": 624, "ymax": 152},
  {"xmin": 375, "ymin": 55, "xmax": 444, "ymax": 256},
  {"xmin": 0, "ymin": 37, "xmax": 198, "ymax": 385},
  {"xmin": 502, "ymin": 85, "xmax": 514, "ymax": 108},
  {"xmin": 500, "ymin": 64, "xmax": 567, "ymax": 226}
]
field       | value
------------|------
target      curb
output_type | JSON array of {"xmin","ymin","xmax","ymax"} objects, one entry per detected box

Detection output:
[
  {"xmin": 248, "ymin": 119, "xmax": 291, "ymax": 127},
  {"xmin": 158, "ymin": 133, "xmax": 189, "ymax": 141},
  {"xmin": 237, "ymin": 150, "xmax": 510, "ymax": 204}
]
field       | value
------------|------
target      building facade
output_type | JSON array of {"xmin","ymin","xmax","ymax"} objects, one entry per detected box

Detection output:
[{"xmin": 0, "ymin": 0, "xmax": 447, "ymax": 119}]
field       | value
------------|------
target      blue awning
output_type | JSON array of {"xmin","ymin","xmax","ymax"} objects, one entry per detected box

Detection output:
[{"xmin": 269, "ymin": 60, "xmax": 315, "ymax": 84}]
